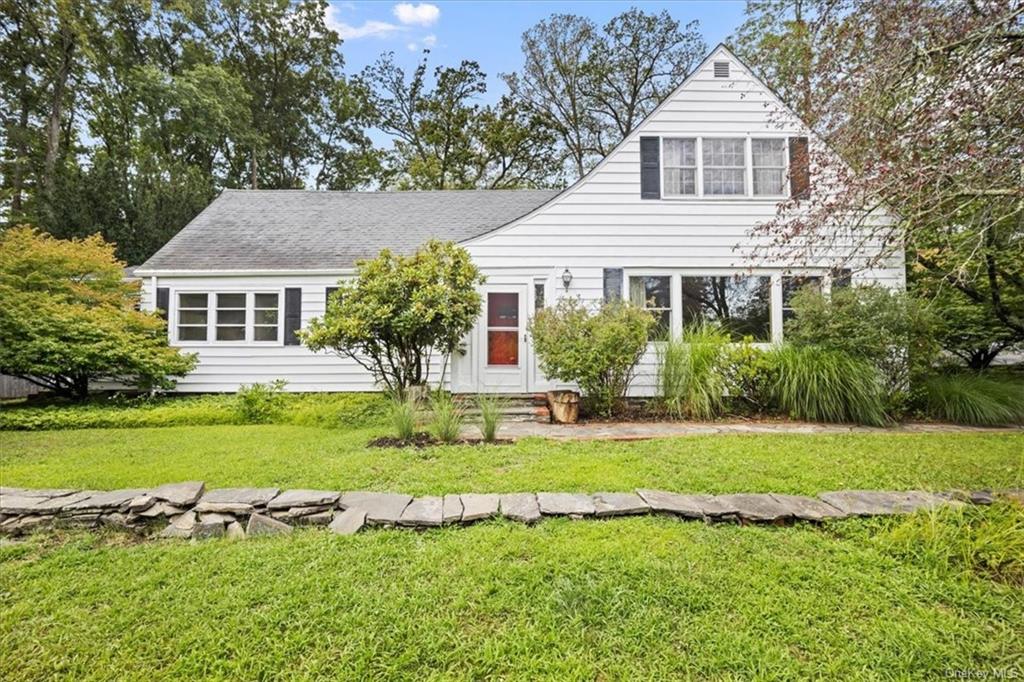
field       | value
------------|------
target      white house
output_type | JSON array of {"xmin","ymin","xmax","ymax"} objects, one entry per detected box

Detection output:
[{"xmin": 135, "ymin": 45, "xmax": 904, "ymax": 395}]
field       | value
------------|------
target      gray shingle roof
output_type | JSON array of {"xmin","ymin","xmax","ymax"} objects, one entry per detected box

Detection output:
[{"xmin": 138, "ymin": 189, "xmax": 559, "ymax": 272}]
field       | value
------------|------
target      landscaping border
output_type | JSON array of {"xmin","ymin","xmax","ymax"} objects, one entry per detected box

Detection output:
[{"xmin": 2, "ymin": 484, "xmax": 1020, "ymax": 540}]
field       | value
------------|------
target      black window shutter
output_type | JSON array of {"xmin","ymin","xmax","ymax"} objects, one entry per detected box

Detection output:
[
  {"xmin": 639, "ymin": 136, "xmax": 660, "ymax": 200},
  {"xmin": 603, "ymin": 268, "xmax": 624, "ymax": 302},
  {"xmin": 284, "ymin": 287, "xmax": 302, "ymax": 346},
  {"xmin": 156, "ymin": 287, "xmax": 169, "ymax": 320},
  {"xmin": 325, "ymin": 286, "xmax": 338, "ymax": 308},
  {"xmin": 788, "ymin": 136, "xmax": 810, "ymax": 200}
]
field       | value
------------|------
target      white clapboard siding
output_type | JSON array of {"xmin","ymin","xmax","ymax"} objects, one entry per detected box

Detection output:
[{"xmin": 143, "ymin": 46, "xmax": 904, "ymax": 394}]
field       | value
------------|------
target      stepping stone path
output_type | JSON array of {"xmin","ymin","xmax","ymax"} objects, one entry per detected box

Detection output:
[{"xmin": 1, "ymin": 484, "xmax": 1020, "ymax": 541}]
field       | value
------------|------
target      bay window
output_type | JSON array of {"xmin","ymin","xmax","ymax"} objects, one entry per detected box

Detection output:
[{"xmin": 702, "ymin": 138, "xmax": 746, "ymax": 195}]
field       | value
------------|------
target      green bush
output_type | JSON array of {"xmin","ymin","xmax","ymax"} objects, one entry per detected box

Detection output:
[
  {"xmin": 529, "ymin": 299, "xmax": 655, "ymax": 417},
  {"xmin": 721, "ymin": 339, "xmax": 776, "ymax": 414},
  {"xmin": 922, "ymin": 373, "xmax": 1024, "ymax": 426},
  {"xmin": 877, "ymin": 502, "xmax": 1024, "ymax": 586},
  {"xmin": 768, "ymin": 345, "xmax": 888, "ymax": 425},
  {"xmin": 785, "ymin": 285, "xmax": 937, "ymax": 405},
  {"xmin": 387, "ymin": 394, "xmax": 419, "ymax": 440},
  {"xmin": 235, "ymin": 380, "xmax": 288, "ymax": 424},
  {"xmin": 427, "ymin": 391, "xmax": 464, "ymax": 443},
  {"xmin": 476, "ymin": 394, "xmax": 507, "ymax": 442},
  {"xmin": 657, "ymin": 322, "xmax": 730, "ymax": 420},
  {"xmin": 0, "ymin": 391, "xmax": 389, "ymax": 431}
]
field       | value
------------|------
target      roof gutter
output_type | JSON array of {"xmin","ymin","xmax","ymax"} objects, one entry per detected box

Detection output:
[{"xmin": 134, "ymin": 268, "xmax": 357, "ymax": 277}]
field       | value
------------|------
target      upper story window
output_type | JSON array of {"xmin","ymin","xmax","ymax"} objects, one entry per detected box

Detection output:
[
  {"xmin": 662, "ymin": 138, "xmax": 696, "ymax": 197},
  {"xmin": 702, "ymin": 138, "xmax": 746, "ymax": 195},
  {"xmin": 752, "ymin": 138, "xmax": 787, "ymax": 196}
]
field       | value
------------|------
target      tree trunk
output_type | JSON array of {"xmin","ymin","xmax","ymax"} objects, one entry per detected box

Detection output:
[
  {"xmin": 250, "ymin": 150, "xmax": 258, "ymax": 189},
  {"xmin": 43, "ymin": 25, "xmax": 75, "ymax": 198}
]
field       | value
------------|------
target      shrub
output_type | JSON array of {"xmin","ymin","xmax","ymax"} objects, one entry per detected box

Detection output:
[
  {"xmin": 476, "ymin": 394, "xmax": 507, "ymax": 442},
  {"xmin": 235, "ymin": 380, "xmax": 288, "ymax": 423},
  {"xmin": 301, "ymin": 240, "xmax": 484, "ymax": 398},
  {"xmin": 785, "ymin": 285, "xmax": 937, "ymax": 402},
  {"xmin": 721, "ymin": 338, "xmax": 776, "ymax": 414},
  {"xmin": 657, "ymin": 322, "xmax": 730, "ymax": 420},
  {"xmin": 0, "ymin": 227, "xmax": 196, "ymax": 399},
  {"xmin": 767, "ymin": 345, "xmax": 888, "ymax": 425},
  {"xmin": 388, "ymin": 394, "xmax": 419, "ymax": 440},
  {"xmin": 877, "ymin": 502, "xmax": 1024, "ymax": 586},
  {"xmin": 286, "ymin": 393, "xmax": 389, "ymax": 428},
  {"xmin": 922, "ymin": 373, "xmax": 1024, "ymax": 426},
  {"xmin": 427, "ymin": 391, "xmax": 464, "ymax": 443},
  {"xmin": 529, "ymin": 299, "xmax": 655, "ymax": 416}
]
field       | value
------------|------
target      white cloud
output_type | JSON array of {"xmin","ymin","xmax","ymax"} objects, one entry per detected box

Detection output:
[
  {"xmin": 406, "ymin": 42, "xmax": 418, "ymax": 51},
  {"xmin": 422, "ymin": 34, "xmax": 437, "ymax": 47},
  {"xmin": 393, "ymin": 3, "xmax": 440, "ymax": 27},
  {"xmin": 323, "ymin": 3, "xmax": 401, "ymax": 39}
]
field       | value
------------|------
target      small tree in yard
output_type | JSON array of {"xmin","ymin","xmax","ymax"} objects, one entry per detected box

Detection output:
[
  {"xmin": 0, "ymin": 227, "xmax": 196, "ymax": 399},
  {"xmin": 529, "ymin": 299, "xmax": 654, "ymax": 416},
  {"xmin": 301, "ymin": 240, "xmax": 484, "ymax": 398}
]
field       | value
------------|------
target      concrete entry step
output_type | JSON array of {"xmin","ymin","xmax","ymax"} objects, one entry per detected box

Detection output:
[{"xmin": 453, "ymin": 393, "xmax": 550, "ymax": 423}]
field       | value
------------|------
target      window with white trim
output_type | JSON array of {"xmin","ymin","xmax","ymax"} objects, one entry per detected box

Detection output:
[
  {"xmin": 662, "ymin": 138, "xmax": 696, "ymax": 196},
  {"xmin": 702, "ymin": 138, "xmax": 746, "ymax": 195},
  {"xmin": 629, "ymin": 275, "xmax": 672, "ymax": 339},
  {"xmin": 253, "ymin": 293, "xmax": 280, "ymax": 341},
  {"xmin": 215, "ymin": 293, "xmax": 246, "ymax": 341},
  {"xmin": 680, "ymin": 275, "xmax": 771, "ymax": 341},
  {"xmin": 752, "ymin": 138, "xmax": 787, "ymax": 196},
  {"xmin": 177, "ymin": 293, "xmax": 209, "ymax": 341}
]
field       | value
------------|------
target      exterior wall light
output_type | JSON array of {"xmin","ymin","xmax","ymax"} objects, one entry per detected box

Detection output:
[{"xmin": 561, "ymin": 268, "xmax": 573, "ymax": 291}]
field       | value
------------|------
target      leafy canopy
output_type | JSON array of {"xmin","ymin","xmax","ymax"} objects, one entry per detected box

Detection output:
[
  {"xmin": 301, "ymin": 240, "xmax": 484, "ymax": 397},
  {"xmin": 529, "ymin": 299, "xmax": 654, "ymax": 416},
  {"xmin": 0, "ymin": 226, "xmax": 196, "ymax": 398}
]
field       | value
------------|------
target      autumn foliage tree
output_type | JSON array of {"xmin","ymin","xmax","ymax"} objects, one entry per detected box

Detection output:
[{"xmin": 0, "ymin": 227, "xmax": 196, "ymax": 399}]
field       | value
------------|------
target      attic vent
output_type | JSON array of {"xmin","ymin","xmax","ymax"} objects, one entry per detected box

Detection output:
[{"xmin": 713, "ymin": 61, "xmax": 730, "ymax": 78}]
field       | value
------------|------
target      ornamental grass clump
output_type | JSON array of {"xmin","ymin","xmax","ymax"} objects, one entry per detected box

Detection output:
[
  {"xmin": 428, "ymin": 391, "xmax": 464, "ymax": 444},
  {"xmin": 388, "ymin": 393, "xmax": 418, "ymax": 441},
  {"xmin": 922, "ymin": 373, "xmax": 1024, "ymax": 426},
  {"xmin": 657, "ymin": 322, "xmax": 730, "ymax": 420},
  {"xmin": 476, "ymin": 394, "xmax": 507, "ymax": 442},
  {"xmin": 768, "ymin": 345, "xmax": 888, "ymax": 426}
]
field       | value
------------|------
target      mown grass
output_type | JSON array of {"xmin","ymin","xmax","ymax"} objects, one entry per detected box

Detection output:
[
  {"xmin": 1, "ymin": 516, "xmax": 1021, "ymax": 680},
  {"xmin": 1, "ymin": 426, "xmax": 1021, "ymax": 495}
]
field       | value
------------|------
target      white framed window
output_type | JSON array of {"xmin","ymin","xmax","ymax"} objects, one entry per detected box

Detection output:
[
  {"xmin": 253, "ymin": 293, "xmax": 280, "ymax": 341},
  {"xmin": 215, "ymin": 293, "xmax": 246, "ymax": 341},
  {"xmin": 680, "ymin": 275, "xmax": 771, "ymax": 341},
  {"xmin": 662, "ymin": 138, "xmax": 697, "ymax": 196},
  {"xmin": 177, "ymin": 293, "xmax": 209, "ymax": 342},
  {"xmin": 702, "ymin": 138, "xmax": 746, "ymax": 195},
  {"xmin": 629, "ymin": 275, "xmax": 672, "ymax": 339},
  {"xmin": 174, "ymin": 290, "xmax": 282, "ymax": 344},
  {"xmin": 752, "ymin": 138, "xmax": 787, "ymax": 196}
]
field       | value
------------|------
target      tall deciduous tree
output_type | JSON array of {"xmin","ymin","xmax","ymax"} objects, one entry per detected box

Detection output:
[
  {"xmin": 362, "ymin": 51, "xmax": 560, "ymax": 189},
  {"xmin": 506, "ymin": 9, "xmax": 705, "ymax": 178}
]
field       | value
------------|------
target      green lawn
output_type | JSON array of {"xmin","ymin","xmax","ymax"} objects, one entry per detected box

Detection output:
[
  {"xmin": 1, "ymin": 425, "xmax": 1021, "ymax": 494},
  {"xmin": 2, "ymin": 426, "xmax": 1022, "ymax": 679}
]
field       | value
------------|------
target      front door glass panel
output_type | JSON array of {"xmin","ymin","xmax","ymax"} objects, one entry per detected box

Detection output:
[{"xmin": 487, "ymin": 292, "xmax": 519, "ymax": 365}]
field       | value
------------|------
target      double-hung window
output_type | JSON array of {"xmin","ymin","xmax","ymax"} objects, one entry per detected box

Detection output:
[
  {"xmin": 629, "ymin": 275, "xmax": 672, "ymax": 340},
  {"xmin": 662, "ymin": 138, "xmax": 696, "ymax": 196},
  {"xmin": 752, "ymin": 138, "xmax": 787, "ymax": 196},
  {"xmin": 702, "ymin": 138, "xmax": 746, "ymax": 195},
  {"xmin": 215, "ymin": 293, "xmax": 246, "ymax": 341},
  {"xmin": 253, "ymin": 293, "xmax": 280, "ymax": 341}
]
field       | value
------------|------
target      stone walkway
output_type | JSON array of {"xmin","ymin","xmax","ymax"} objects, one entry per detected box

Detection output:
[
  {"xmin": 2, "ymin": 484, "xmax": 1020, "ymax": 542},
  {"xmin": 466, "ymin": 420, "xmax": 1023, "ymax": 441}
]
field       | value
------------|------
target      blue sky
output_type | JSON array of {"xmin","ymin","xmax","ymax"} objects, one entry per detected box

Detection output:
[{"xmin": 328, "ymin": 1, "xmax": 749, "ymax": 99}]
